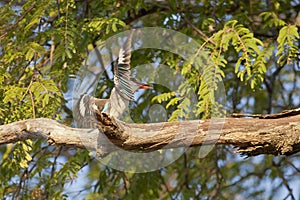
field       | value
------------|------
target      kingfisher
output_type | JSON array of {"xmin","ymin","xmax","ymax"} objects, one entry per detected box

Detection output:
[
  {"xmin": 101, "ymin": 31, "xmax": 151, "ymax": 119},
  {"xmin": 74, "ymin": 30, "xmax": 151, "ymax": 127}
]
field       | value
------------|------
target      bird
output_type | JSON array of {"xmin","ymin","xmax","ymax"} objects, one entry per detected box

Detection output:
[
  {"xmin": 102, "ymin": 30, "xmax": 151, "ymax": 119},
  {"xmin": 74, "ymin": 30, "xmax": 151, "ymax": 128}
]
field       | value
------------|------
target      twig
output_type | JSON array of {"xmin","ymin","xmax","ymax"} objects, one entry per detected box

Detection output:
[
  {"xmin": 180, "ymin": 13, "xmax": 216, "ymax": 46},
  {"xmin": 0, "ymin": 2, "xmax": 36, "ymax": 40}
]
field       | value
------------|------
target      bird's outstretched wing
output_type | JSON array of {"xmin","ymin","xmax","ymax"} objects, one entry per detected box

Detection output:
[{"xmin": 113, "ymin": 30, "xmax": 135, "ymax": 101}]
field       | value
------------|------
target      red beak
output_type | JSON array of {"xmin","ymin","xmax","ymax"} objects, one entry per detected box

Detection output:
[{"xmin": 139, "ymin": 84, "xmax": 152, "ymax": 89}]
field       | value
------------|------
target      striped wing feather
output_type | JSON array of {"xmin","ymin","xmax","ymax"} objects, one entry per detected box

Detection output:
[{"xmin": 113, "ymin": 31, "xmax": 135, "ymax": 101}]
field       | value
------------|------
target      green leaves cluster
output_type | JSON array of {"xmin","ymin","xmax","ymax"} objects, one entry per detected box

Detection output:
[
  {"xmin": 156, "ymin": 16, "xmax": 298, "ymax": 120},
  {"xmin": 0, "ymin": 0, "xmax": 128, "ymax": 198},
  {"xmin": 260, "ymin": 12, "xmax": 300, "ymax": 66},
  {"xmin": 153, "ymin": 20, "xmax": 267, "ymax": 119},
  {"xmin": 276, "ymin": 25, "xmax": 299, "ymax": 65},
  {"xmin": 211, "ymin": 20, "xmax": 265, "ymax": 88},
  {"xmin": 2, "ymin": 78, "xmax": 62, "ymax": 123},
  {"xmin": 84, "ymin": 17, "xmax": 126, "ymax": 34}
]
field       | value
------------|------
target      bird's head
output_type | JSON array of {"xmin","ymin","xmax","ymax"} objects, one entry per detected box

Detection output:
[{"xmin": 130, "ymin": 77, "xmax": 153, "ymax": 90}]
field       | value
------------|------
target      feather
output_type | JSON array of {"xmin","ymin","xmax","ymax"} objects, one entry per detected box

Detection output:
[{"xmin": 113, "ymin": 30, "xmax": 135, "ymax": 101}]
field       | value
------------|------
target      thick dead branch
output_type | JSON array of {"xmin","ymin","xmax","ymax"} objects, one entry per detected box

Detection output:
[{"xmin": 1, "ymin": 108, "xmax": 300, "ymax": 157}]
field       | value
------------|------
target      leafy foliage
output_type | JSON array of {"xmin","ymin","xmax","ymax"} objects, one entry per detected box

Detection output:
[
  {"xmin": 0, "ymin": 0, "xmax": 300, "ymax": 199},
  {"xmin": 276, "ymin": 25, "xmax": 299, "ymax": 66},
  {"xmin": 210, "ymin": 20, "xmax": 265, "ymax": 88}
]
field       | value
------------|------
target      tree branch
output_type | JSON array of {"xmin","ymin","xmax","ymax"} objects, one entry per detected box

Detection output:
[
  {"xmin": 1, "ymin": 108, "xmax": 300, "ymax": 157},
  {"xmin": 0, "ymin": 2, "xmax": 36, "ymax": 40},
  {"xmin": 180, "ymin": 13, "xmax": 216, "ymax": 46}
]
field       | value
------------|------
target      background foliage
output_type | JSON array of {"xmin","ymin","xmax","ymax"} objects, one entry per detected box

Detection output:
[{"xmin": 0, "ymin": 0, "xmax": 300, "ymax": 199}]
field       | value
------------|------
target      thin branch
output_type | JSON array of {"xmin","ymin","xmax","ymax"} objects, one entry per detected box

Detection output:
[
  {"xmin": 29, "ymin": 88, "xmax": 36, "ymax": 118},
  {"xmin": 180, "ymin": 13, "xmax": 216, "ymax": 46},
  {"xmin": 273, "ymin": 161, "xmax": 296, "ymax": 200},
  {"xmin": 231, "ymin": 107, "xmax": 300, "ymax": 119},
  {"xmin": 0, "ymin": 2, "xmax": 36, "ymax": 40},
  {"xmin": 183, "ymin": 153, "xmax": 189, "ymax": 189}
]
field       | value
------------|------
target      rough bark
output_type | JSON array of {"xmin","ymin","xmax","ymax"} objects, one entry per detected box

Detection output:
[{"xmin": 1, "ymin": 108, "xmax": 300, "ymax": 157}]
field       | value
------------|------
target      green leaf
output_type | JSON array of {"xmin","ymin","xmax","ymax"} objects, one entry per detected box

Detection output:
[
  {"xmin": 276, "ymin": 25, "xmax": 299, "ymax": 65},
  {"xmin": 166, "ymin": 97, "xmax": 180, "ymax": 109}
]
